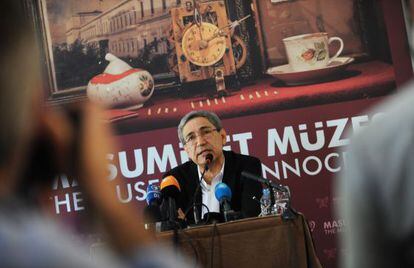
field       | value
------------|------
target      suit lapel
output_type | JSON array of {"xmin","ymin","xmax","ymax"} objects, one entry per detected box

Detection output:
[{"xmin": 222, "ymin": 151, "xmax": 236, "ymax": 194}]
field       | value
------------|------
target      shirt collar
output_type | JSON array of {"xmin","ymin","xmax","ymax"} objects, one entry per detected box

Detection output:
[{"xmin": 197, "ymin": 159, "xmax": 225, "ymax": 186}]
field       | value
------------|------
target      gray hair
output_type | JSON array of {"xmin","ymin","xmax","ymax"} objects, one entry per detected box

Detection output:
[
  {"xmin": 0, "ymin": 1, "xmax": 40, "ymax": 166},
  {"xmin": 178, "ymin": 110, "xmax": 222, "ymax": 144}
]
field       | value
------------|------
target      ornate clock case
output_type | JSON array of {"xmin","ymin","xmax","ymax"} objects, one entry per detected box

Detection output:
[{"xmin": 170, "ymin": 0, "xmax": 240, "ymax": 91}]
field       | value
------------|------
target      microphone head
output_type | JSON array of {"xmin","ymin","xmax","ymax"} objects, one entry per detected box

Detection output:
[
  {"xmin": 205, "ymin": 153, "xmax": 213, "ymax": 171},
  {"xmin": 215, "ymin": 182, "xmax": 232, "ymax": 202},
  {"xmin": 146, "ymin": 184, "xmax": 161, "ymax": 205},
  {"xmin": 205, "ymin": 153, "xmax": 213, "ymax": 163},
  {"xmin": 160, "ymin": 175, "xmax": 181, "ymax": 199}
]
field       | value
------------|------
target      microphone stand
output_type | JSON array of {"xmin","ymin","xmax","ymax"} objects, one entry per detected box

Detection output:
[
  {"xmin": 193, "ymin": 163, "xmax": 209, "ymax": 225},
  {"xmin": 183, "ymin": 154, "xmax": 213, "ymax": 225},
  {"xmin": 169, "ymin": 197, "xmax": 179, "ymax": 248}
]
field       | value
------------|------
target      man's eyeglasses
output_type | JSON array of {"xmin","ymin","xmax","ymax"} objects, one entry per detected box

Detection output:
[{"xmin": 184, "ymin": 128, "xmax": 219, "ymax": 146}]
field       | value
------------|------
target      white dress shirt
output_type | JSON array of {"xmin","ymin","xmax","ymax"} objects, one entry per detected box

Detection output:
[{"xmin": 197, "ymin": 161, "xmax": 225, "ymax": 218}]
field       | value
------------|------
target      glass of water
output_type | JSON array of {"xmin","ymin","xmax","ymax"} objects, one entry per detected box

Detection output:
[{"xmin": 271, "ymin": 187, "xmax": 290, "ymax": 215}]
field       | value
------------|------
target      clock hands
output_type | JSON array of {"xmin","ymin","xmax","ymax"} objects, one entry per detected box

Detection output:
[
  {"xmin": 193, "ymin": 2, "xmax": 208, "ymax": 49},
  {"xmin": 193, "ymin": 2, "xmax": 203, "ymax": 27},
  {"xmin": 228, "ymin": 14, "xmax": 251, "ymax": 31},
  {"xmin": 204, "ymin": 29, "xmax": 225, "ymax": 44},
  {"xmin": 204, "ymin": 14, "xmax": 251, "ymax": 43},
  {"xmin": 189, "ymin": 8, "xmax": 251, "ymax": 52}
]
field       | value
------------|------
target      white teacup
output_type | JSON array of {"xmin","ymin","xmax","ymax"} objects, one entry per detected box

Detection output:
[{"xmin": 283, "ymin": 32, "xmax": 344, "ymax": 72}]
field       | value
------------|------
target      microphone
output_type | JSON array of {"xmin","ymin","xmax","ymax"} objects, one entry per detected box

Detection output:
[
  {"xmin": 143, "ymin": 184, "xmax": 162, "ymax": 224},
  {"xmin": 241, "ymin": 171, "xmax": 287, "ymax": 192},
  {"xmin": 215, "ymin": 182, "xmax": 234, "ymax": 222},
  {"xmin": 205, "ymin": 153, "xmax": 213, "ymax": 168},
  {"xmin": 160, "ymin": 175, "xmax": 181, "ymax": 198},
  {"xmin": 146, "ymin": 184, "xmax": 161, "ymax": 206},
  {"xmin": 160, "ymin": 175, "xmax": 181, "ymax": 223}
]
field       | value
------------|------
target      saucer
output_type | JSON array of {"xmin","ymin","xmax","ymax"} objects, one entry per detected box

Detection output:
[{"xmin": 267, "ymin": 57, "xmax": 355, "ymax": 86}]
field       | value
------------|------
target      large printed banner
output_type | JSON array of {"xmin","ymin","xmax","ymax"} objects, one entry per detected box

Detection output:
[{"xmin": 51, "ymin": 96, "xmax": 385, "ymax": 267}]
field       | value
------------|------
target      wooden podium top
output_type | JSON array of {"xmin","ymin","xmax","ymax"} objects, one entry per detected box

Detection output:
[{"xmin": 156, "ymin": 214, "xmax": 322, "ymax": 268}]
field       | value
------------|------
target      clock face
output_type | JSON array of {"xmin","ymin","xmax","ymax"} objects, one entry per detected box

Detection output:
[{"xmin": 181, "ymin": 22, "xmax": 227, "ymax": 67}]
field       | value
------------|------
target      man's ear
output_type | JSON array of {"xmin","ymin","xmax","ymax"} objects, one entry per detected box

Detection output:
[{"xmin": 220, "ymin": 128, "xmax": 227, "ymax": 145}]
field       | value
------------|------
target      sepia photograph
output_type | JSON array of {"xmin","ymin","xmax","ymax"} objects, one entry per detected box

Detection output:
[{"xmin": 37, "ymin": 0, "xmax": 396, "ymax": 134}]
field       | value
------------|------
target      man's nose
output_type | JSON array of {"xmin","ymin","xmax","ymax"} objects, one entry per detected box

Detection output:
[{"xmin": 195, "ymin": 133, "xmax": 207, "ymax": 145}]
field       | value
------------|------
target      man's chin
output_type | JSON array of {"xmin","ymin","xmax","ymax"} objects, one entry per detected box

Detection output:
[{"xmin": 198, "ymin": 150, "xmax": 216, "ymax": 161}]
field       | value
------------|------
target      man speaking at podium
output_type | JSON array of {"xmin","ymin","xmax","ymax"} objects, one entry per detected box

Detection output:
[{"xmin": 163, "ymin": 110, "xmax": 262, "ymax": 224}]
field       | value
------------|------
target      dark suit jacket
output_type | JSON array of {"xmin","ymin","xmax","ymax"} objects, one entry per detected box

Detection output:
[{"xmin": 163, "ymin": 150, "xmax": 262, "ymax": 224}]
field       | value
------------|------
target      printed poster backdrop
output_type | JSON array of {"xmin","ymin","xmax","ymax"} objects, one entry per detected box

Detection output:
[{"xmin": 32, "ymin": 0, "xmax": 412, "ymax": 267}]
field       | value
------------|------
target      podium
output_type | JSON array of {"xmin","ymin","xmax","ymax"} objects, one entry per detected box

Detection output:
[{"xmin": 157, "ymin": 214, "xmax": 322, "ymax": 268}]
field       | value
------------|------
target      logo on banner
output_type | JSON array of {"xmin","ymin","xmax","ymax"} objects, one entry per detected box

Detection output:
[
  {"xmin": 323, "ymin": 219, "xmax": 345, "ymax": 235},
  {"xmin": 308, "ymin": 220, "xmax": 316, "ymax": 232}
]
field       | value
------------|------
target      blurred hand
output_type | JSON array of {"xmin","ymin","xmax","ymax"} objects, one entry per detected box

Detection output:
[
  {"xmin": 39, "ymin": 102, "xmax": 153, "ymax": 255},
  {"xmin": 76, "ymin": 102, "xmax": 153, "ymax": 253}
]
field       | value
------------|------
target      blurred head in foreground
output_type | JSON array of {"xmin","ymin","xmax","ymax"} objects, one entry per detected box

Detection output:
[
  {"xmin": 337, "ymin": 1, "xmax": 414, "ymax": 267},
  {"xmin": 0, "ymin": 2, "xmax": 192, "ymax": 267},
  {"xmin": 0, "ymin": 1, "xmax": 42, "ymax": 195}
]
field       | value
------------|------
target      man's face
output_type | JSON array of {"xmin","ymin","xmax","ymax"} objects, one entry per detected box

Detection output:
[{"xmin": 182, "ymin": 117, "xmax": 226, "ymax": 166}]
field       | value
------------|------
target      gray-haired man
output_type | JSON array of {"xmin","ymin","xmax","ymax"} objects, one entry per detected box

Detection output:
[{"xmin": 164, "ymin": 110, "xmax": 262, "ymax": 224}]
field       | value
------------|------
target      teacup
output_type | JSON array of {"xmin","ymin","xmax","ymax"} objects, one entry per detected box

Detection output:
[{"xmin": 283, "ymin": 32, "xmax": 344, "ymax": 72}]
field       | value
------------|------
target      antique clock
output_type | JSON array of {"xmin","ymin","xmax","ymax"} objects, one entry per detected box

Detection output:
[{"xmin": 169, "ymin": 0, "xmax": 248, "ymax": 95}]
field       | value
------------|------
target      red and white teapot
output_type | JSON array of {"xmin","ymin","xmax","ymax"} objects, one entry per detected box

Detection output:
[{"xmin": 87, "ymin": 53, "xmax": 154, "ymax": 108}]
